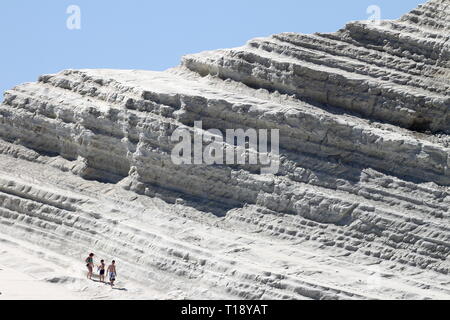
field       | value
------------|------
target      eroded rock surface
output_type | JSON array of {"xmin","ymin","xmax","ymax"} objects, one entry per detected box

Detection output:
[{"xmin": 0, "ymin": 0, "xmax": 449, "ymax": 299}]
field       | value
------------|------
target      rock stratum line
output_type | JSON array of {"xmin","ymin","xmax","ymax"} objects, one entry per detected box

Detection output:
[{"xmin": 0, "ymin": 0, "xmax": 449, "ymax": 299}]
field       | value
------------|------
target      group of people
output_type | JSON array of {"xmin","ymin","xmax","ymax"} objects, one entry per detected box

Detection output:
[{"xmin": 85, "ymin": 253, "xmax": 117, "ymax": 286}]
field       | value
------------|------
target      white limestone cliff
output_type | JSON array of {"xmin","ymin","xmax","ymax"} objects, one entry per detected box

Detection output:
[{"xmin": 0, "ymin": 0, "xmax": 449, "ymax": 299}]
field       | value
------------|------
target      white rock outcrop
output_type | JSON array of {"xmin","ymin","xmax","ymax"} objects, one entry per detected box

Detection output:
[{"xmin": 0, "ymin": 0, "xmax": 449, "ymax": 299}]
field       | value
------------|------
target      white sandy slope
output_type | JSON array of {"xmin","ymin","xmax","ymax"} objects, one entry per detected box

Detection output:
[
  {"xmin": 0, "ymin": 264, "xmax": 81, "ymax": 300},
  {"xmin": 0, "ymin": 234, "xmax": 165, "ymax": 300}
]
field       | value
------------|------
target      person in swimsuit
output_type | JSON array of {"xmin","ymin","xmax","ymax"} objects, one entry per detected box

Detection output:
[
  {"xmin": 85, "ymin": 253, "xmax": 95, "ymax": 280},
  {"xmin": 107, "ymin": 260, "xmax": 117, "ymax": 287},
  {"xmin": 98, "ymin": 259, "xmax": 106, "ymax": 283}
]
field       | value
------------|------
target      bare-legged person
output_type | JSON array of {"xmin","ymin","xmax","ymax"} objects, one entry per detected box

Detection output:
[
  {"xmin": 98, "ymin": 259, "xmax": 106, "ymax": 283},
  {"xmin": 107, "ymin": 260, "xmax": 117, "ymax": 287},
  {"xmin": 85, "ymin": 253, "xmax": 94, "ymax": 280}
]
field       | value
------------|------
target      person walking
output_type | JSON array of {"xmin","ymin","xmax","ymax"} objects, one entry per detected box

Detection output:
[
  {"xmin": 85, "ymin": 253, "xmax": 95, "ymax": 280},
  {"xmin": 107, "ymin": 260, "xmax": 117, "ymax": 287},
  {"xmin": 98, "ymin": 259, "xmax": 106, "ymax": 283}
]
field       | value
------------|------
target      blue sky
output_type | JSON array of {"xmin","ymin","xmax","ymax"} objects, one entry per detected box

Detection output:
[{"xmin": 0, "ymin": 0, "xmax": 424, "ymax": 97}]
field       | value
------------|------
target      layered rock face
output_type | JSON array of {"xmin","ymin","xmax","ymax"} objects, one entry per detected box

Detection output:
[{"xmin": 0, "ymin": 0, "xmax": 449, "ymax": 299}]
